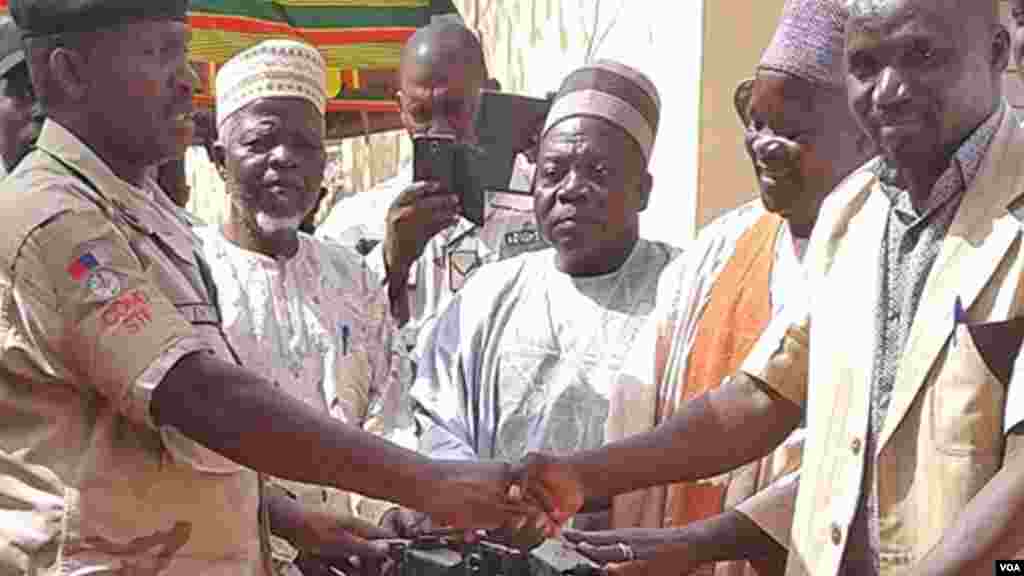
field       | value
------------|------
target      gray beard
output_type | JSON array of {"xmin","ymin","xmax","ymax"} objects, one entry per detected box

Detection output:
[{"xmin": 255, "ymin": 211, "xmax": 304, "ymax": 234}]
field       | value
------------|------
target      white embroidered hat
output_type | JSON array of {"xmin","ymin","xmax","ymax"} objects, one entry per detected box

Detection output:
[{"xmin": 215, "ymin": 39, "xmax": 328, "ymax": 129}]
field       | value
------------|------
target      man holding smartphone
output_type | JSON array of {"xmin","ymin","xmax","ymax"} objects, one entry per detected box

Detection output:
[{"xmin": 317, "ymin": 17, "xmax": 545, "ymax": 343}]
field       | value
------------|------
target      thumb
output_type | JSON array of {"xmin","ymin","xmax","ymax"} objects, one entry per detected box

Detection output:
[{"xmin": 606, "ymin": 560, "xmax": 648, "ymax": 576}]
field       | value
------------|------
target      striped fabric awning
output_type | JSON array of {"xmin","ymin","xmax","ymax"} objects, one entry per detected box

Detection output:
[{"xmin": 0, "ymin": 0, "xmax": 459, "ymax": 114}]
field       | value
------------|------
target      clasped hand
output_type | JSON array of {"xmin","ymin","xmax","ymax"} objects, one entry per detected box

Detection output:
[{"xmin": 384, "ymin": 455, "xmax": 586, "ymax": 547}]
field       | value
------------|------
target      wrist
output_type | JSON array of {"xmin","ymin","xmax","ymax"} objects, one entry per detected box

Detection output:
[
  {"xmin": 410, "ymin": 458, "xmax": 447, "ymax": 515},
  {"xmin": 562, "ymin": 453, "xmax": 595, "ymax": 503}
]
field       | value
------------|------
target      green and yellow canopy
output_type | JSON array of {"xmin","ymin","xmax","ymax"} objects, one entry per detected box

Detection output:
[{"xmin": 0, "ymin": 0, "xmax": 460, "ymax": 137}]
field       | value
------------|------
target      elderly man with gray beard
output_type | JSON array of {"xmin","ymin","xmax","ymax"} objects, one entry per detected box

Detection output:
[{"xmin": 194, "ymin": 39, "xmax": 412, "ymax": 576}]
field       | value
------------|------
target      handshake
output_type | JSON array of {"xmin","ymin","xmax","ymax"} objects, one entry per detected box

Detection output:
[{"xmin": 384, "ymin": 454, "xmax": 586, "ymax": 550}]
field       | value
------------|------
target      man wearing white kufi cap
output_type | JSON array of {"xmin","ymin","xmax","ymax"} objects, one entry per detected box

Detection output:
[
  {"xmin": 196, "ymin": 38, "xmax": 413, "ymax": 576},
  {"xmin": 393, "ymin": 59, "xmax": 683, "ymax": 535}
]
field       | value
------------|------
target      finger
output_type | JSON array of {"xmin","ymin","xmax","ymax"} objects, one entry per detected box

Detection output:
[
  {"xmin": 512, "ymin": 455, "xmax": 566, "ymax": 520},
  {"xmin": 336, "ymin": 516, "xmax": 397, "ymax": 541},
  {"xmin": 407, "ymin": 512, "xmax": 434, "ymax": 537},
  {"xmin": 561, "ymin": 529, "xmax": 590, "ymax": 543},
  {"xmin": 562, "ymin": 530, "xmax": 619, "ymax": 546},
  {"xmin": 606, "ymin": 560, "xmax": 650, "ymax": 576},
  {"xmin": 392, "ymin": 197, "xmax": 459, "ymax": 232},
  {"xmin": 396, "ymin": 182, "xmax": 441, "ymax": 205},
  {"xmin": 407, "ymin": 195, "xmax": 460, "ymax": 216},
  {"xmin": 317, "ymin": 531, "xmax": 387, "ymax": 562},
  {"xmin": 574, "ymin": 543, "xmax": 630, "ymax": 565}
]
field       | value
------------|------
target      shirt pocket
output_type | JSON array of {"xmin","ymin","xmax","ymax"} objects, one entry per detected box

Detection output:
[{"xmin": 929, "ymin": 321, "xmax": 1007, "ymax": 459}]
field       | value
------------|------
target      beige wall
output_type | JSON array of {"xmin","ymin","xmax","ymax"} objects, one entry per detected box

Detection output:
[{"xmin": 695, "ymin": 0, "xmax": 785, "ymax": 229}]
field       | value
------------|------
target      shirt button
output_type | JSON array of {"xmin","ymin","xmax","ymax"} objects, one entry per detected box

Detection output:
[
  {"xmin": 830, "ymin": 523, "xmax": 843, "ymax": 545},
  {"xmin": 851, "ymin": 437, "xmax": 862, "ymax": 454}
]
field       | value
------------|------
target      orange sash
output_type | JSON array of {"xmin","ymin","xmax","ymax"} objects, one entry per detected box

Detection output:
[{"xmin": 659, "ymin": 212, "xmax": 783, "ymax": 528}]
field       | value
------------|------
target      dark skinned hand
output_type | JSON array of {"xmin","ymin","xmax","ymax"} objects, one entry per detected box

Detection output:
[
  {"xmin": 297, "ymin": 512, "xmax": 397, "ymax": 576},
  {"xmin": 383, "ymin": 181, "xmax": 460, "ymax": 278}
]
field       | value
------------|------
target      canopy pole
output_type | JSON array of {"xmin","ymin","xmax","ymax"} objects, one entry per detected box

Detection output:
[{"xmin": 361, "ymin": 110, "xmax": 376, "ymax": 186}]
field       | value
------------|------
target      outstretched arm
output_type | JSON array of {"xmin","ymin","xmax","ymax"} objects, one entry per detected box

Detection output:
[
  {"xmin": 519, "ymin": 312, "xmax": 810, "ymax": 519},
  {"xmin": 152, "ymin": 351, "xmax": 525, "ymax": 530},
  {"xmin": 569, "ymin": 373, "xmax": 801, "ymax": 502},
  {"xmin": 565, "ymin": 472, "xmax": 798, "ymax": 575}
]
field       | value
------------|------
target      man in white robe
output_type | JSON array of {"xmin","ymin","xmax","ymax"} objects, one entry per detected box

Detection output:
[
  {"xmin": 384, "ymin": 60, "xmax": 681, "ymax": 535},
  {"xmin": 197, "ymin": 39, "xmax": 410, "ymax": 576}
]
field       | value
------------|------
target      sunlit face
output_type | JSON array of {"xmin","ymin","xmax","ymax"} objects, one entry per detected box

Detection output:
[
  {"xmin": 217, "ymin": 97, "xmax": 326, "ymax": 235},
  {"xmin": 845, "ymin": 0, "xmax": 1003, "ymax": 167},
  {"xmin": 81, "ymin": 20, "xmax": 196, "ymax": 168},
  {"xmin": 739, "ymin": 72, "xmax": 861, "ymax": 235},
  {"xmin": 533, "ymin": 116, "xmax": 649, "ymax": 276}
]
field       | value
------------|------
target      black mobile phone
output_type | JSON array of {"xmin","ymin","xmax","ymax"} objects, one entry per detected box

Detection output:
[{"xmin": 413, "ymin": 134, "xmax": 457, "ymax": 194}]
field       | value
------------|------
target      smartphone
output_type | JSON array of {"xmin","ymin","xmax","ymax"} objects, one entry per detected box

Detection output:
[{"xmin": 413, "ymin": 134, "xmax": 457, "ymax": 194}]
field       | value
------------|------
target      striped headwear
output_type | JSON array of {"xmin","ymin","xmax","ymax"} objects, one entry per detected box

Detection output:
[
  {"xmin": 542, "ymin": 60, "xmax": 660, "ymax": 164},
  {"xmin": 759, "ymin": 0, "xmax": 848, "ymax": 88},
  {"xmin": 216, "ymin": 39, "xmax": 328, "ymax": 129}
]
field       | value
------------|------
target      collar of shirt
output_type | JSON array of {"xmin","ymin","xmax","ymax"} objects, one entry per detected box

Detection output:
[
  {"xmin": 35, "ymin": 119, "xmax": 164, "ymax": 205},
  {"xmin": 875, "ymin": 105, "xmax": 1005, "ymax": 221},
  {"xmin": 207, "ymin": 226, "xmax": 311, "ymax": 270}
]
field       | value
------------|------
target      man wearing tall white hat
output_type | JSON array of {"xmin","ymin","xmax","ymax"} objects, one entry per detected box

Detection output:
[
  {"xmin": 196, "ymin": 38, "xmax": 416, "ymax": 576},
  {"xmin": 388, "ymin": 59, "xmax": 682, "ymax": 536}
]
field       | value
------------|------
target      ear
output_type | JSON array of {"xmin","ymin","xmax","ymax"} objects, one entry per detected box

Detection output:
[
  {"xmin": 733, "ymin": 78, "xmax": 754, "ymax": 128},
  {"xmin": 212, "ymin": 139, "xmax": 229, "ymax": 179},
  {"xmin": 395, "ymin": 90, "xmax": 418, "ymax": 138},
  {"xmin": 636, "ymin": 170, "xmax": 653, "ymax": 213},
  {"xmin": 49, "ymin": 47, "xmax": 89, "ymax": 103},
  {"xmin": 993, "ymin": 26, "xmax": 1011, "ymax": 74}
]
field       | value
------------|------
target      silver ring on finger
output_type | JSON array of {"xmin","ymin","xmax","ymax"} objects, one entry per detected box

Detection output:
[{"xmin": 618, "ymin": 542, "xmax": 635, "ymax": 562}]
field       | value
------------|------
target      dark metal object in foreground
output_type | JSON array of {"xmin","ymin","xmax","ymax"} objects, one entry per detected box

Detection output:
[{"xmin": 388, "ymin": 537, "xmax": 605, "ymax": 576}]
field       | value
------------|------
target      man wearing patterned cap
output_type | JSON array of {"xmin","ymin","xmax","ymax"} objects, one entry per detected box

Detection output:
[
  {"xmin": 195, "ymin": 39, "xmax": 410, "ymax": 576},
  {"xmin": 520, "ymin": 0, "xmax": 1024, "ymax": 573},
  {"xmin": 385, "ymin": 60, "xmax": 681, "ymax": 536},
  {"xmin": 562, "ymin": 1, "xmax": 875, "ymax": 574},
  {"xmin": 0, "ymin": 1, "xmax": 551, "ymax": 574}
]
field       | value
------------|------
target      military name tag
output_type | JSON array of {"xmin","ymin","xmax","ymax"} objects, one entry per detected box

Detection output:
[
  {"xmin": 505, "ymin": 228, "xmax": 541, "ymax": 247},
  {"xmin": 501, "ymin": 227, "xmax": 547, "ymax": 260}
]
